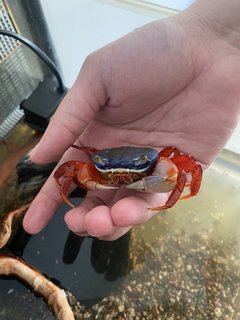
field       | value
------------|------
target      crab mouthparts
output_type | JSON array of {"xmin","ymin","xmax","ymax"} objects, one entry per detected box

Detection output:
[{"xmin": 96, "ymin": 167, "xmax": 148, "ymax": 174}]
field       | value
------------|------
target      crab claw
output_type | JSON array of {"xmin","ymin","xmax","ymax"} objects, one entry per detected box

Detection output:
[{"xmin": 126, "ymin": 175, "xmax": 176, "ymax": 193}]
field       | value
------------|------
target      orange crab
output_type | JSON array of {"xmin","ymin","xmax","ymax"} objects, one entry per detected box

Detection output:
[{"xmin": 54, "ymin": 146, "xmax": 202, "ymax": 210}]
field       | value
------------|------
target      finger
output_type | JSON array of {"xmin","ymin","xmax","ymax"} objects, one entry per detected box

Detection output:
[
  {"xmin": 65, "ymin": 202, "xmax": 132, "ymax": 240},
  {"xmin": 23, "ymin": 188, "xmax": 60, "ymax": 234},
  {"xmin": 64, "ymin": 188, "xmax": 119, "ymax": 232},
  {"xmin": 111, "ymin": 193, "xmax": 169, "ymax": 227},
  {"xmin": 97, "ymin": 227, "xmax": 132, "ymax": 241},
  {"xmin": 64, "ymin": 191, "xmax": 130, "ymax": 239},
  {"xmin": 65, "ymin": 195, "xmax": 115, "ymax": 237},
  {"xmin": 65, "ymin": 192, "xmax": 168, "ymax": 240},
  {"xmin": 73, "ymin": 231, "xmax": 89, "ymax": 237},
  {"xmin": 23, "ymin": 146, "xmax": 88, "ymax": 234},
  {"xmin": 30, "ymin": 56, "xmax": 106, "ymax": 164}
]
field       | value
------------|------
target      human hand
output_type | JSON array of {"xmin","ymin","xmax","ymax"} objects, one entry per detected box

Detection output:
[{"xmin": 23, "ymin": 0, "xmax": 240, "ymax": 240}]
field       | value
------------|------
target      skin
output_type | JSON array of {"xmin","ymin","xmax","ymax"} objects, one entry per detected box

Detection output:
[{"xmin": 23, "ymin": 0, "xmax": 240, "ymax": 240}]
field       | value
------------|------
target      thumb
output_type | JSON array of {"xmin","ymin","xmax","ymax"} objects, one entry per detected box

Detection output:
[{"xmin": 30, "ymin": 54, "xmax": 107, "ymax": 164}]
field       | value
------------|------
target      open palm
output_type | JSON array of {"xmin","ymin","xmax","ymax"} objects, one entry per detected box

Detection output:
[{"xmin": 23, "ymin": 13, "xmax": 240, "ymax": 240}]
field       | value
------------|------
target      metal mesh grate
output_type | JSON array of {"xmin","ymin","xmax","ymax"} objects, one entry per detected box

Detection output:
[
  {"xmin": 0, "ymin": 0, "xmax": 41, "ymax": 139},
  {"xmin": 0, "ymin": 0, "xmax": 20, "ymax": 62},
  {"xmin": 0, "ymin": 107, "xmax": 23, "ymax": 138}
]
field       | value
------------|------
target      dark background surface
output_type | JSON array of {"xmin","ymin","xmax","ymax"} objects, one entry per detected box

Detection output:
[{"xmin": 0, "ymin": 197, "xmax": 130, "ymax": 319}]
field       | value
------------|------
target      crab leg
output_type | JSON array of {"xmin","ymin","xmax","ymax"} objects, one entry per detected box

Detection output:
[
  {"xmin": 54, "ymin": 161, "xmax": 117, "ymax": 207},
  {"xmin": 149, "ymin": 154, "xmax": 202, "ymax": 210},
  {"xmin": 71, "ymin": 145, "xmax": 98, "ymax": 154},
  {"xmin": 171, "ymin": 154, "xmax": 202, "ymax": 199},
  {"xmin": 126, "ymin": 149, "xmax": 202, "ymax": 210},
  {"xmin": 149, "ymin": 173, "xmax": 187, "ymax": 210},
  {"xmin": 0, "ymin": 254, "xmax": 74, "ymax": 320},
  {"xmin": 159, "ymin": 146, "xmax": 181, "ymax": 158}
]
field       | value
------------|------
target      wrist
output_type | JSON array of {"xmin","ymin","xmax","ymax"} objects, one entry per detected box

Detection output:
[{"xmin": 183, "ymin": 0, "xmax": 240, "ymax": 49}]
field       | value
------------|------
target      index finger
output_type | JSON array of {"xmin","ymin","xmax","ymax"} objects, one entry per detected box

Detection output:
[
  {"xmin": 22, "ymin": 173, "xmax": 62, "ymax": 234},
  {"xmin": 23, "ymin": 142, "xmax": 91, "ymax": 234},
  {"xmin": 30, "ymin": 58, "xmax": 106, "ymax": 165}
]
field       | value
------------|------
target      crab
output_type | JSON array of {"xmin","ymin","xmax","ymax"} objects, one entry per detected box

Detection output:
[
  {"xmin": 54, "ymin": 146, "xmax": 202, "ymax": 210},
  {"xmin": 54, "ymin": 145, "xmax": 202, "ymax": 210}
]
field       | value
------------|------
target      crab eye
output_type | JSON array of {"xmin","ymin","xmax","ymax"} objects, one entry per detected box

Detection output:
[
  {"xmin": 93, "ymin": 155, "xmax": 106, "ymax": 165},
  {"xmin": 132, "ymin": 154, "xmax": 148, "ymax": 166}
]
